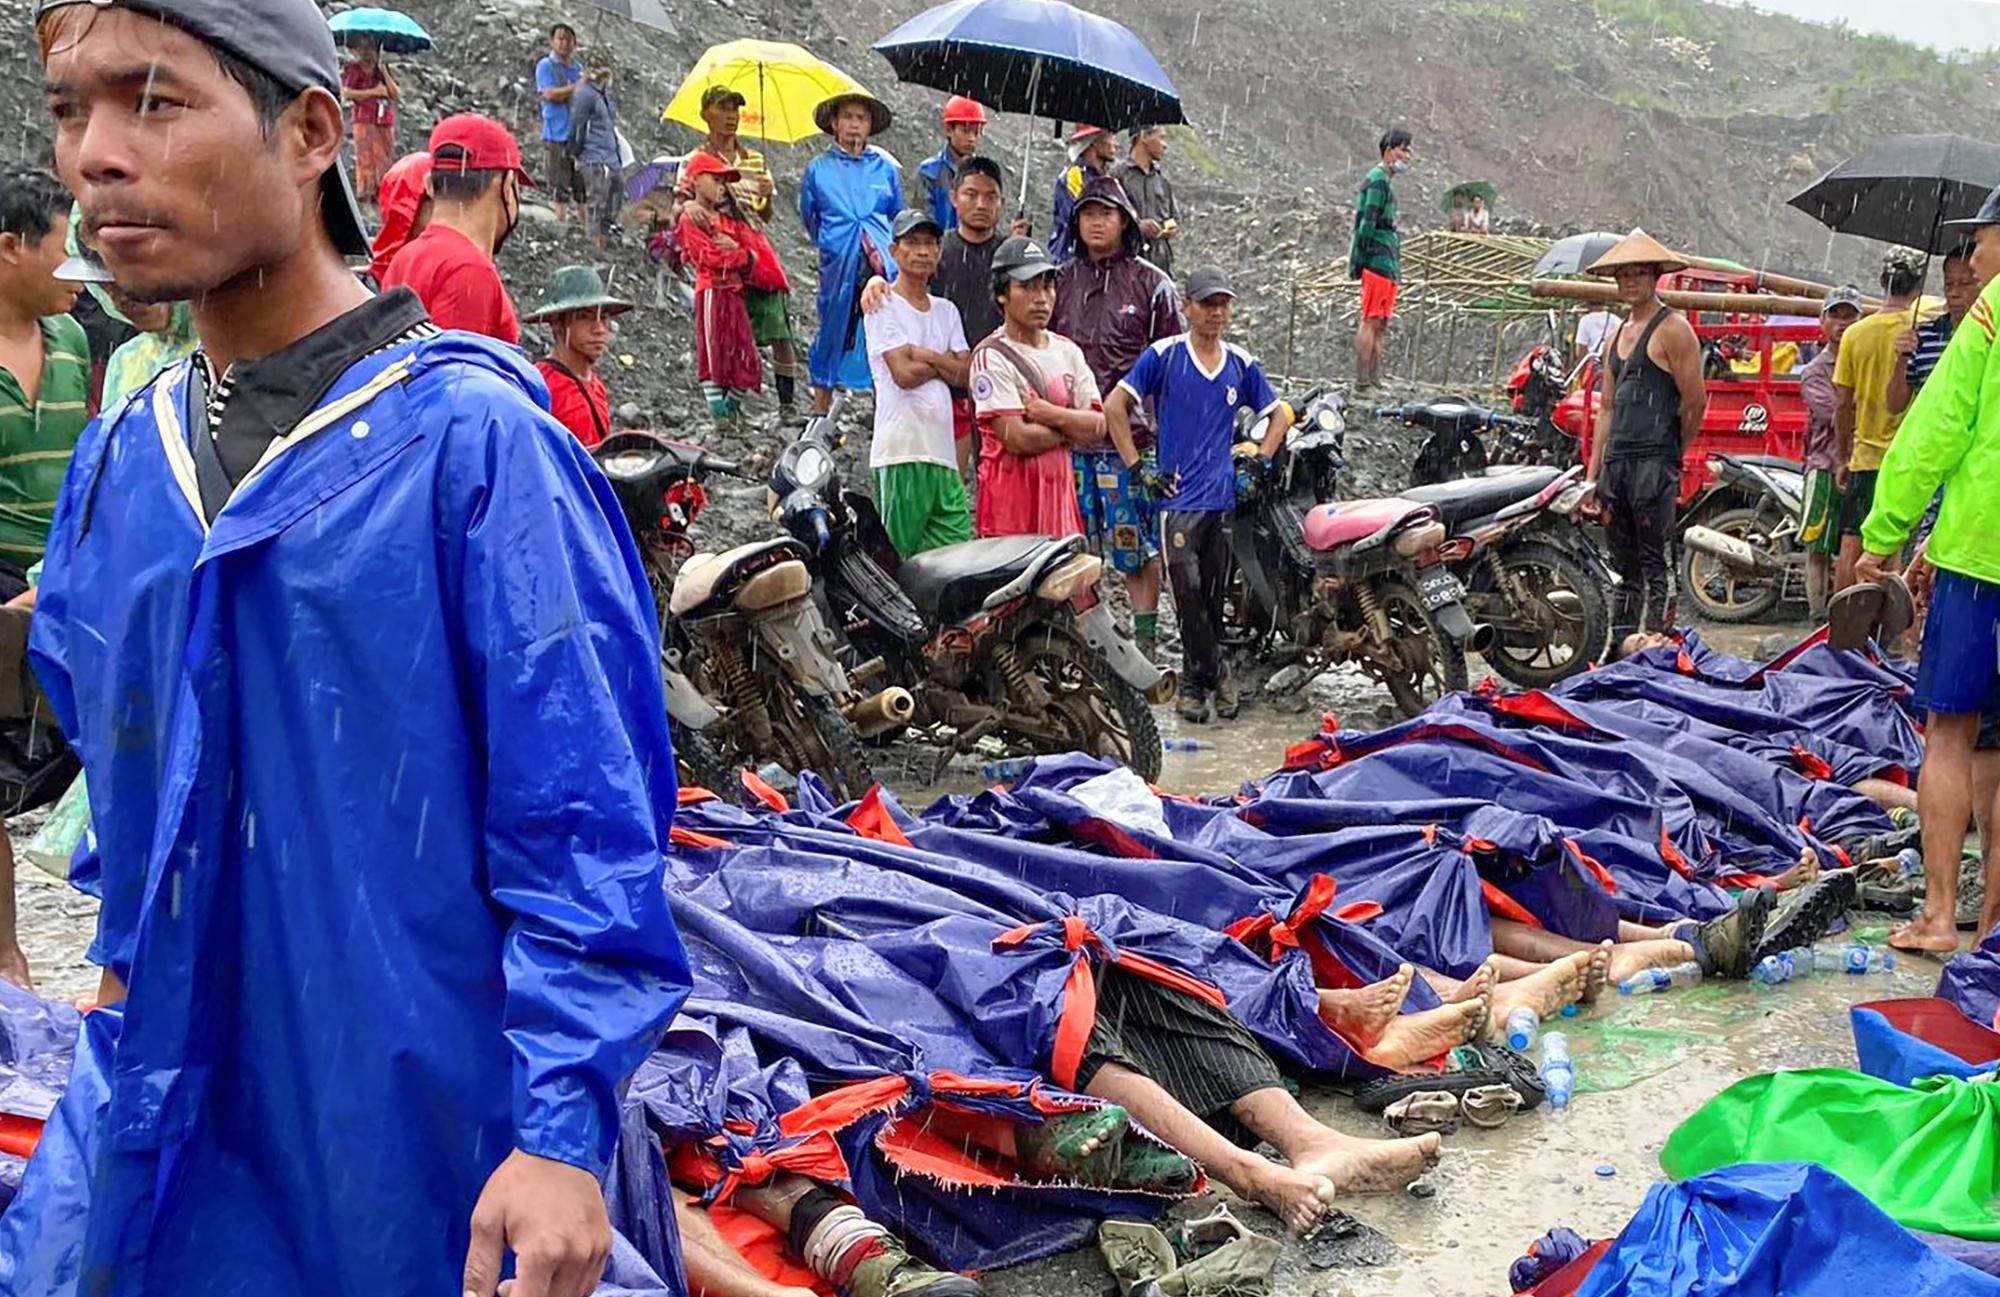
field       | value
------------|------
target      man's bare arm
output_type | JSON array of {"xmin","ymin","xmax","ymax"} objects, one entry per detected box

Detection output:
[
  {"xmin": 1834, "ymin": 385, "xmax": 1857, "ymax": 484},
  {"xmin": 988, "ymin": 413, "xmax": 1064, "ymax": 454},
  {"xmin": 1103, "ymin": 386, "xmax": 1144, "ymax": 466},
  {"xmin": 880, "ymin": 345, "xmax": 941, "ymax": 390},
  {"xmin": 1663, "ymin": 316, "xmax": 1709, "ymax": 449}
]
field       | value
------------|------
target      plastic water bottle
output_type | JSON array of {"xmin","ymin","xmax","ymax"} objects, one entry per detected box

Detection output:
[
  {"xmin": 1894, "ymin": 848, "xmax": 1924, "ymax": 879},
  {"xmin": 1540, "ymin": 1031, "xmax": 1575, "ymax": 1110},
  {"xmin": 1845, "ymin": 944, "xmax": 1897, "ymax": 975},
  {"xmin": 979, "ymin": 757, "xmax": 1032, "ymax": 783},
  {"xmin": 1162, "ymin": 738, "xmax": 1214, "ymax": 752},
  {"xmin": 1505, "ymin": 1006, "xmax": 1540, "ymax": 1051},
  {"xmin": 1750, "ymin": 954, "xmax": 1793, "ymax": 985},
  {"xmin": 1616, "ymin": 961, "xmax": 1703, "ymax": 995},
  {"xmin": 1778, "ymin": 945, "xmax": 1840, "ymax": 976}
]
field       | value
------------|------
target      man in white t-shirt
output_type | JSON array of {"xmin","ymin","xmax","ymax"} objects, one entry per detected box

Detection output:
[
  {"xmin": 867, "ymin": 208, "xmax": 973, "ymax": 557},
  {"xmin": 1575, "ymin": 307, "xmax": 1618, "ymax": 360}
]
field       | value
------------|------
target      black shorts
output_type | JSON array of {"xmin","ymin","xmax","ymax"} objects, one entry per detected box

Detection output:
[
  {"xmin": 0, "ymin": 561, "xmax": 76, "ymax": 815},
  {"xmin": 1838, "ymin": 469, "xmax": 1879, "ymax": 538},
  {"xmin": 543, "ymin": 142, "xmax": 587, "ymax": 203}
]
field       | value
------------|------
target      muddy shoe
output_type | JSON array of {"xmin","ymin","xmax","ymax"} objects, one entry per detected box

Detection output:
[
  {"xmin": 1213, "ymin": 671, "xmax": 1242, "ymax": 721},
  {"xmin": 1177, "ymin": 688, "xmax": 1211, "ymax": 724},
  {"xmin": 847, "ymin": 1237, "xmax": 985, "ymax": 1297},
  {"xmin": 1681, "ymin": 885, "xmax": 1775, "ymax": 979},
  {"xmin": 1014, "ymin": 1105, "xmax": 1129, "ymax": 1185},
  {"xmin": 1752, "ymin": 870, "xmax": 1859, "ymax": 963}
]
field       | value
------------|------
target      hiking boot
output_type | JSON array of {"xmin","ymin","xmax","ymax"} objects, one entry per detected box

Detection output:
[
  {"xmin": 1679, "ymin": 885, "xmax": 1775, "ymax": 979},
  {"xmin": 1177, "ymin": 688, "xmax": 1211, "ymax": 724},
  {"xmin": 1752, "ymin": 870, "xmax": 1859, "ymax": 963},
  {"xmin": 846, "ymin": 1235, "xmax": 985, "ymax": 1297},
  {"xmin": 1213, "ymin": 671, "xmax": 1241, "ymax": 720}
]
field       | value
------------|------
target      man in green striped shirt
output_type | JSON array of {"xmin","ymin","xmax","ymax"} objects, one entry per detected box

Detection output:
[
  {"xmin": 1349, "ymin": 126, "xmax": 1411, "ymax": 390},
  {"xmin": 0, "ymin": 166, "xmax": 87, "ymax": 577},
  {"xmin": 0, "ymin": 164, "xmax": 87, "ymax": 988}
]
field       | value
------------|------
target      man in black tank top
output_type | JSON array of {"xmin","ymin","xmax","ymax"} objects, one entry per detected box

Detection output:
[{"xmin": 1583, "ymin": 230, "xmax": 1709, "ymax": 641}]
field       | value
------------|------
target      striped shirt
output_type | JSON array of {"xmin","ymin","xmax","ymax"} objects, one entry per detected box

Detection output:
[
  {"xmin": 0, "ymin": 314, "xmax": 89, "ymax": 564},
  {"xmin": 1908, "ymin": 311, "xmax": 1954, "ymax": 395},
  {"xmin": 1348, "ymin": 164, "xmax": 1401, "ymax": 282}
]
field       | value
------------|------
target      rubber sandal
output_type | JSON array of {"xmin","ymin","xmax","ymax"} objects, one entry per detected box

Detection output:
[
  {"xmin": 1752, "ymin": 870, "xmax": 1858, "ymax": 962},
  {"xmin": 1460, "ymin": 1083, "xmax": 1524, "ymax": 1129},
  {"xmin": 1827, "ymin": 583, "xmax": 1886, "ymax": 651},
  {"xmin": 1351, "ymin": 1042, "xmax": 1546, "ymax": 1113},
  {"xmin": 1112, "ymin": 1140, "xmax": 1200, "ymax": 1196},
  {"xmin": 1383, "ymin": 1090, "xmax": 1461, "ymax": 1135},
  {"xmin": 1014, "ymin": 1105, "xmax": 1128, "ymax": 1185},
  {"xmin": 1878, "ymin": 572, "xmax": 1914, "ymax": 642},
  {"xmin": 1299, "ymin": 1210, "xmax": 1397, "ymax": 1270}
]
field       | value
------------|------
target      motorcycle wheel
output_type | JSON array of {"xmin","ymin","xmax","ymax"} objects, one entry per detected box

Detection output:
[
  {"xmin": 1680, "ymin": 505, "xmax": 1785, "ymax": 623},
  {"xmin": 1374, "ymin": 578, "xmax": 1469, "ymax": 719},
  {"xmin": 773, "ymin": 687, "xmax": 876, "ymax": 803},
  {"xmin": 1476, "ymin": 539, "xmax": 1610, "ymax": 688},
  {"xmin": 671, "ymin": 722, "xmax": 739, "ymax": 802},
  {"xmin": 1007, "ymin": 624, "xmax": 1163, "ymax": 782}
]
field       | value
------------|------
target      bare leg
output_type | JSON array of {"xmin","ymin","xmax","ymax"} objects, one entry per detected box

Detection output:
[
  {"xmin": 1491, "ymin": 920, "xmax": 1690, "ymax": 986},
  {"xmin": 1130, "ymin": 557, "xmax": 1162, "ymax": 619},
  {"xmin": 1229, "ymin": 1088, "xmax": 1441, "ymax": 1223},
  {"xmin": 0, "ymin": 833, "xmax": 29, "ymax": 988},
  {"xmin": 1416, "ymin": 960, "xmax": 1496, "ymax": 1002},
  {"xmin": 1894, "ymin": 711, "xmax": 1977, "ymax": 953},
  {"xmin": 1835, "ymin": 535, "xmax": 1862, "ymax": 594},
  {"xmin": 1361, "ymin": 993, "xmax": 1488, "ymax": 1069},
  {"xmin": 1806, "ymin": 551, "xmax": 1832, "ymax": 620},
  {"xmin": 1084, "ymin": 1064, "xmax": 1336, "ymax": 1236},
  {"xmin": 733, "ymin": 1175, "xmax": 816, "ymax": 1229},
  {"xmin": 1486, "ymin": 952, "xmax": 1589, "ymax": 1034},
  {"xmin": 1315, "ymin": 965, "xmax": 1413, "ymax": 1043},
  {"xmin": 811, "ymin": 388, "xmax": 834, "ymax": 415},
  {"xmin": 1855, "ymin": 777, "xmax": 1921, "ymax": 815},
  {"xmin": 679, "ymin": 1188, "xmax": 819, "ymax": 1297},
  {"xmin": 1979, "ymin": 750, "xmax": 2000, "ymax": 938}
]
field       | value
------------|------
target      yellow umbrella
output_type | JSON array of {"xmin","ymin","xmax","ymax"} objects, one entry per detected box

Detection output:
[{"xmin": 663, "ymin": 40, "xmax": 868, "ymax": 145}]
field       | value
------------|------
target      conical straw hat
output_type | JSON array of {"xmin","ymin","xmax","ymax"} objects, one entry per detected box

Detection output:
[{"xmin": 1586, "ymin": 227, "xmax": 1690, "ymax": 276}]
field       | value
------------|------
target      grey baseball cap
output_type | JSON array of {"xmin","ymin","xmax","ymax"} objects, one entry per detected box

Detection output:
[
  {"xmin": 38, "ymin": 0, "xmax": 372, "ymax": 258},
  {"xmin": 990, "ymin": 235, "xmax": 1058, "ymax": 282},
  {"xmin": 891, "ymin": 208, "xmax": 942, "ymax": 242},
  {"xmin": 1821, "ymin": 284, "xmax": 1865, "ymax": 316},
  {"xmin": 1186, "ymin": 265, "xmax": 1235, "ymax": 301}
]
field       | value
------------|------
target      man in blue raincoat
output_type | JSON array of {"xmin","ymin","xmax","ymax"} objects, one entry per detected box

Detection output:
[
  {"xmin": 9, "ymin": 2, "xmax": 693, "ymax": 1296},
  {"xmin": 800, "ymin": 90, "xmax": 901, "ymax": 412}
]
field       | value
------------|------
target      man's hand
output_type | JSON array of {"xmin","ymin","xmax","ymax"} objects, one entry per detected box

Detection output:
[
  {"xmin": 860, "ymin": 276, "xmax": 892, "ymax": 314},
  {"xmin": 1134, "ymin": 463, "xmax": 1179, "ymax": 498},
  {"xmin": 712, "ymin": 232, "xmax": 740, "ymax": 250},
  {"xmin": 1139, "ymin": 218, "xmax": 1163, "ymax": 239},
  {"xmin": 1834, "ymin": 464, "xmax": 1849, "ymax": 491},
  {"xmin": 462, "ymin": 1150, "xmax": 613, "ymax": 1297},
  {"xmin": 682, "ymin": 203, "xmax": 715, "ymax": 231},
  {"xmin": 1023, "ymin": 394, "xmax": 1065, "ymax": 427},
  {"xmin": 1906, "ymin": 547, "xmax": 1936, "ymax": 607},
  {"xmin": 1009, "ymin": 217, "xmax": 1032, "ymax": 238},
  {"xmin": 1893, "ymin": 328, "xmax": 1920, "ymax": 359},
  {"xmin": 1853, "ymin": 551, "xmax": 1894, "ymax": 588}
]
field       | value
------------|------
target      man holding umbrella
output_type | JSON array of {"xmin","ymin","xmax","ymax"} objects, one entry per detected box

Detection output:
[
  {"xmin": 800, "ymin": 89, "xmax": 901, "ymax": 412},
  {"xmin": 1857, "ymin": 197, "xmax": 2000, "ymax": 950}
]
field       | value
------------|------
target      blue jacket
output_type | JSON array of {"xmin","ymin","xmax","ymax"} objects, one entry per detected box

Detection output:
[
  {"xmin": 4, "ymin": 330, "xmax": 691, "ymax": 1295},
  {"xmin": 917, "ymin": 145, "xmax": 963, "ymax": 233},
  {"xmin": 800, "ymin": 145, "xmax": 902, "ymax": 391},
  {"xmin": 570, "ymin": 79, "xmax": 622, "ymax": 169}
]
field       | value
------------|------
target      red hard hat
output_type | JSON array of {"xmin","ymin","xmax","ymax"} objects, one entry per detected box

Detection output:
[{"xmin": 942, "ymin": 96, "xmax": 989, "ymax": 126}]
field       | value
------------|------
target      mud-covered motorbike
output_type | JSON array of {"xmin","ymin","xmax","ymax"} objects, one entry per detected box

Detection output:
[
  {"xmin": 1229, "ymin": 389, "xmax": 1492, "ymax": 717},
  {"xmin": 1678, "ymin": 452, "xmax": 1808, "ymax": 623},
  {"xmin": 593, "ymin": 431, "xmax": 910, "ymax": 799},
  {"xmin": 771, "ymin": 404, "xmax": 1171, "ymax": 781}
]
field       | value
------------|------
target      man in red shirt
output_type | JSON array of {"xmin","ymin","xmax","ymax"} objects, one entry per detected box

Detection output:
[
  {"xmin": 382, "ymin": 114, "xmax": 532, "ymax": 344},
  {"xmin": 528, "ymin": 264, "xmax": 632, "ymax": 447}
]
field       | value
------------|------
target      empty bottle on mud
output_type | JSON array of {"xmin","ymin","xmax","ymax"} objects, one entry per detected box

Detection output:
[
  {"xmin": 1540, "ymin": 1031, "xmax": 1574, "ymax": 1110},
  {"xmin": 1749, "ymin": 954, "xmax": 1793, "ymax": 985},
  {"xmin": 1616, "ymin": 961, "xmax": 1703, "ymax": 996},
  {"xmin": 1845, "ymin": 944, "xmax": 1896, "ymax": 975},
  {"xmin": 1505, "ymin": 1006, "xmax": 1540, "ymax": 1050}
]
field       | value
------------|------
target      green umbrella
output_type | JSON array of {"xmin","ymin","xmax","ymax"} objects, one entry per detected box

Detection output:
[{"xmin": 1441, "ymin": 180, "xmax": 1497, "ymax": 214}]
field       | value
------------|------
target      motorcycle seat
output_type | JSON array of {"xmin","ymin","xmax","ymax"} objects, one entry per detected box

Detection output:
[
  {"xmin": 1303, "ymin": 498, "xmax": 1423, "ymax": 552},
  {"xmin": 670, "ymin": 538, "xmax": 810, "ymax": 616},
  {"xmin": 899, "ymin": 534, "xmax": 1080, "ymax": 623},
  {"xmin": 1401, "ymin": 466, "xmax": 1565, "ymax": 526}
]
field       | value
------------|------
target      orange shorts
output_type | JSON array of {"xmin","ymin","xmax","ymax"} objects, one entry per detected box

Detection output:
[{"xmin": 1361, "ymin": 269, "xmax": 1399, "ymax": 321}]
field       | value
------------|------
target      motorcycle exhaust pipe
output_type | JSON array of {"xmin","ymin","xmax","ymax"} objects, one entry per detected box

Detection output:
[
  {"xmin": 1684, "ymin": 525, "xmax": 1783, "ymax": 576},
  {"xmin": 1144, "ymin": 669, "xmax": 1180, "ymax": 706},
  {"xmin": 1433, "ymin": 600, "xmax": 1496, "ymax": 654},
  {"xmin": 847, "ymin": 687, "xmax": 917, "ymax": 739}
]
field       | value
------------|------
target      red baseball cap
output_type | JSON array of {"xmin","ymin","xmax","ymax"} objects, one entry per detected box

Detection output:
[
  {"xmin": 429, "ymin": 114, "xmax": 537, "ymax": 187},
  {"xmin": 681, "ymin": 152, "xmax": 742, "ymax": 183}
]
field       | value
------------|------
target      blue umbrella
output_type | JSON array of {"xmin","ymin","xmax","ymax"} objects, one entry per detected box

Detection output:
[
  {"xmin": 873, "ymin": 0, "xmax": 1183, "ymax": 208},
  {"xmin": 328, "ymin": 7, "xmax": 434, "ymax": 55}
]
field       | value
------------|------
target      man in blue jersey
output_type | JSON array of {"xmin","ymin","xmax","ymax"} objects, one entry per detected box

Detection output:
[{"xmin": 1105, "ymin": 266, "xmax": 1292, "ymax": 723}]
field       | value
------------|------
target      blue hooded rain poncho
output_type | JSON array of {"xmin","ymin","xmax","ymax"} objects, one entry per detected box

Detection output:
[
  {"xmin": 3, "ymin": 329, "xmax": 694, "ymax": 1295},
  {"xmin": 799, "ymin": 143, "xmax": 901, "ymax": 392}
]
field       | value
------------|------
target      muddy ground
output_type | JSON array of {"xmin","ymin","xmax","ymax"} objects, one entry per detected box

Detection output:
[{"xmin": 6, "ymin": 618, "xmax": 1960, "ymax": 1296}]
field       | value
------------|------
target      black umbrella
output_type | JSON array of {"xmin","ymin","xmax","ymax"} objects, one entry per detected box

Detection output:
[
  {"xmin": 576, "ymin": 0, "xmax": 680, "ymax": 38},
  {"xmin": 1532, "ymin": 231, "xmax": 1624, "ymax": 277},
  {"xmin": 1788, "ymin": 134, "xmax": 2000, "ymax": 253}
]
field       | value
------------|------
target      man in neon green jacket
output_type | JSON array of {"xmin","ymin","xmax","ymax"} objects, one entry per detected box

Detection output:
[{"xmin": 1858, "ymin": 194, "xmax": 2000, "ymax": 952}]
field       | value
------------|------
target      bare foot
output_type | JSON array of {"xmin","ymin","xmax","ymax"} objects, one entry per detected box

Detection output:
[
  {"xmin": 1316, "ymin": 965, "xmax": 1415, "ymax": 1045},
  {"xmin": 1889, "ymin": 911, "xmax": 1961, "ymax": 954},
  {"xmin": 1486, "ymin": 956, "xmax": 1583, "ymax": 1037},
  {"xmin": 1292, "ymin": 1129, "xmax": 1443, "ymax": 1197},
  {"xmin": 1578, "ymin": 941, "xmax": 1612, "ymax": 1004},
  {"xmin": 1770, "ymin": 847, "xmax": 1821, "ymax": 892},
  {"xmin": 0, "ymin": 945, "xmax": 30, "ymax": 990},
  {"xmin": 1239, "ymin": 1159, "xmax": 1337, "ymax": 1236},
  {"xmin": 1445, "ymin": 961, "xmax": 1496, "ymax": 1005},
  {"xmin": 1366, "ymin": 995, "xmax": 1488, "ymax": 1070},
  {"xmin": 1605, "ymin": 940, "xmax": 1696, "ymax": 986}
]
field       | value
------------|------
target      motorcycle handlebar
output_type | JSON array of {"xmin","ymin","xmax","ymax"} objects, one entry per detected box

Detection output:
[{"xmin": 698, "ymin": 453, "xmax": 743, "ymax": 478}]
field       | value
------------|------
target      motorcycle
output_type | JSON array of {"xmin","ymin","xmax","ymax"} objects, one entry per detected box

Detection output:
[
  {"xmin": 769, "ymin": 403, "xmax": 1172, "ymax": 782},
  {"xmin": 592, "ymin": 431, "xmax": 911, "ymax": 800},
  {"xmin": 1229, "ymin": 389, "xmax": 1492, "ymax": 718},
  {"xmin": 1378, "ymin": 399, "xmax": 1549, "ymax": 486},
  {"xmin": 1385, "ymin": 398, "xmax": 1618, "ymax": 686},
  {"xmin": 1503, "ymin": 311, "xmax": 1596, "ymax": 467},
  {"xmin": 1678, "ymin": 452, "xmax": 1808, "ymax": 622}
]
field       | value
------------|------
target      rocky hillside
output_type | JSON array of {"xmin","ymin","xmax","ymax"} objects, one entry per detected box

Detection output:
[{"xmin": 8, "ymin": 0, "xmax": 1998, "ymax": 503}]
